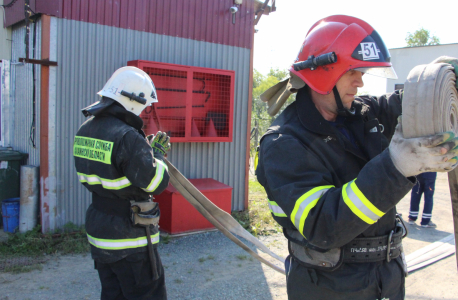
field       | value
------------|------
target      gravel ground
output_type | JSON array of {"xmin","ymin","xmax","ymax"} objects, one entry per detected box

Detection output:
[
  {"xmin": 0, "ymin": 232, "xmax": 288, "ymax": 300},
  {"xmin": 1, "ymin": 172, "xmax": 457, "ymax": 299}
]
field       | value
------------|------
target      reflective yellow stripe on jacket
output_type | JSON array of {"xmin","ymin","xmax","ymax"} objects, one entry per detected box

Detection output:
[
  {"xmin": 87, "ymin": 233, "xmax": 159, "ymax": 250},
  {"xmin": 342, "ymin": 179, "xmax": 385, "ymax": 224},
  {"xmin": 77, "ymin": 173, "xmax": 132, "ymax": 190},
  {"xmin": 268, "ymin": 200, "xmax": 286, "ymax": 217},
  {"xmin": 290, "ymin": 185, "xmax": 334, "ymax": 237},
  {"xmin": 77, "ymin": 159, "xmax": 167, "ymax": 192},
  {"xmin": 142, "ymin": 159, "xmax": 168, "ymax": 192}
]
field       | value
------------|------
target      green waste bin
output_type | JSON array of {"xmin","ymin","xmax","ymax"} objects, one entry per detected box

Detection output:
[{"xmin": 0, "ymin": 149, "xmax": 28, "ymax": 228}]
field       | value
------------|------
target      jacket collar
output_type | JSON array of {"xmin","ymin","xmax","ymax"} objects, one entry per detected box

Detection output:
[
  {"xmin": 295, "ymin": 87, "xmax": 368, "ymax": 137},
  {"xmin": 99, "ymin": 102, "xmax": 145, "ymax": 137}
]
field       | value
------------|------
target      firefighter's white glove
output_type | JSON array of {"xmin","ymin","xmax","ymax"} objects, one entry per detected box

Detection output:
[{"xmin": 389, "ymin": 122, "xmax": 458, "ymax": 177}]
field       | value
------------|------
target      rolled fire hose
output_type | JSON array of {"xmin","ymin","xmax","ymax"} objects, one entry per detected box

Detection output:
[
  {"xmin": 401, "ymin": 62, "xmax": 458, "ymax": 270},
  {"xmin": 402, "ymin": 63, "xmax": 458, "ymax": 138},
  {"xmin": 164, "ymin": 159, "xmax": 286, "ymax": 275}
]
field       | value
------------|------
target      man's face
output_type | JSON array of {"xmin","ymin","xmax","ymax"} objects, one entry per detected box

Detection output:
[{"xmin": 335, "ymin": 70, "xmax": 364, "ymax": 109}]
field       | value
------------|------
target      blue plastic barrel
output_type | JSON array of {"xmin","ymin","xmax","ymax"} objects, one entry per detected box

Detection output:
[{"xmin": 2, "ymin": 197, "xmax": 20, "ymax": 233}]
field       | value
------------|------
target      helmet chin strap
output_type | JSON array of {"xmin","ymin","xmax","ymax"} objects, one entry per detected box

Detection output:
[{"xmin": 333, "ymin": 86, "xmax": 355, "ymax": 117}]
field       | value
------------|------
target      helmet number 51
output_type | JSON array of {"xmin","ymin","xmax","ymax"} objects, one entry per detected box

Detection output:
[{"xmin": 361, "ymin": 42, "xmax": 379, "ymax": 60}]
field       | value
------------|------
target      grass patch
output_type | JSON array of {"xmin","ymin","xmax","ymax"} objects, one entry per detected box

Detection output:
[
  {"xmin": 198, "ymin": 254, "xmax": 215, "ymax": 263},
  {"xmin": 3, "ymin": 264, "xmax": 43, "ymax": 274},
  {"xmin": 0, "ymin": 223, "xmax": 89, "ymax": 273},
  {"xmin": 231, "ymin": 177, "xmax": 282, "ymax": 236},
  {"xmin": 236, "ymin": 254, "xmax": 247, "ymax": 260},
  {"xmin": 174, "ymin": 278, "xmax": 183, "ymax": 284},
  {"xmin": 160, "ymin": 234, "xmax": 171, "ymax": 244},
  {"xmin": 0, "ymin": 223, "xmax": 89, "ymax": 258}
]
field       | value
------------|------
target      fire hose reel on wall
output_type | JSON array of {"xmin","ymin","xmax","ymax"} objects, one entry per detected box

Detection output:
[{"xmin": 127, "ymin": 60, "xmax": 235, "ymax": 143}]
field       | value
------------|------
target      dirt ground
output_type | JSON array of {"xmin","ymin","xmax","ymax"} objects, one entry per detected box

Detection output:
[{"xmin": 0, "ymin": 172, "xmax": 457, "ymax": 300}]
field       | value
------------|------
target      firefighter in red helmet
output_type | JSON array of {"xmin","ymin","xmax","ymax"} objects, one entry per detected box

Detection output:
[{"xmin": 256, "ymin": 15, "xmax": 458, "ymax": 299}]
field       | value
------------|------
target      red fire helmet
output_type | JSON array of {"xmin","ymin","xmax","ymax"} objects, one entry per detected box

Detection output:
[{"xmin": 290, "ymin": 15, "xmax": 397, "ymax": 95}]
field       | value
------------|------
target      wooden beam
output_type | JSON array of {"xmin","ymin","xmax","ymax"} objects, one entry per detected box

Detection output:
[
  {"xmin": 18, "ymin": 58, "xmax": 57, "ymax": 66},
  {"xmin": 447, "ymin": 168, "xmax": 458, "ymax": 271},
  {"xmin": 254, "ymin": 0, "xmax": 270, "ymax": 26},
  {"xmin": 40, "ymin": 14, "xmax": 51, "ymax": 233}
]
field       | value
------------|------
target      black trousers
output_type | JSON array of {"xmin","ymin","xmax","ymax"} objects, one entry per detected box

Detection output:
[
  {"xmin": 285, "ymin": 255, "xmax": 405, "ymax": 300},
  {"xmin": 95, "ymin": 249, "xmax": 167, "ymax": 300}
]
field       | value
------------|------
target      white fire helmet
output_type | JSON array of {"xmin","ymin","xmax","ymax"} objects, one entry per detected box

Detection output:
[{"xmin": 97, "ymin": 66, "xmax": 158, "ymax": 115}]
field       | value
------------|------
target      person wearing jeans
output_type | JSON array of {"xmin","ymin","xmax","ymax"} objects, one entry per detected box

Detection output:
[{"xmin": 408, "ymin": 172, "xmax": 437, "ymax": 228}]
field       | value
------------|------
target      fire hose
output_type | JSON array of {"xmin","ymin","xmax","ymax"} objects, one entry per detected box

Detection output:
[
  {"xmin": 401, "ymin": 62, "xmax": 458, "ymax": 271},
  {"xmin": 163, "ymin": 159, "xmax": 286, "ymax": 274},
  {"xmin": 402, "ymin": 63, "xmax": 458, "ymax": 138}
]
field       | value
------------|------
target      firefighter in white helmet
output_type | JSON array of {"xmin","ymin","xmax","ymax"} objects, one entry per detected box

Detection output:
[{"xmin": 74, "ymin": 66, "xmax": 170, "ymax": 299}]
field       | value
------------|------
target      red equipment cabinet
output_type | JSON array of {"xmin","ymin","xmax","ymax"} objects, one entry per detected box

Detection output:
[
  {"xmin": 154, "ymin": 178, "xmax": 232, "ymax": 234},
  {"xmin": 127, "ymin": 60, "xmax": 235, "ymax": 143}
]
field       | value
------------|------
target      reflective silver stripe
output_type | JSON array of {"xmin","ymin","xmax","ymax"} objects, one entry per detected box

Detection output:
[
  {"xmin": 268, "ymin": 200, "xmax": 286, "ymax": 217},
  {"xmin": 87, "ymin": 233, "xmax": 159, "ymax": 250},
  {"xmin": 77, "ymin": 173, "xmax": 131, "ymax": 190},
  {"xmin": 290, "ymin": 186, "xmax": 333, "ymax": 235},
  {"xmin": 343, "ymin": 180, "xmax": 384, "ymax": 224},
  {"xmin": 143, "ymin": 159, "xmax": 168, "ymax": 192}
]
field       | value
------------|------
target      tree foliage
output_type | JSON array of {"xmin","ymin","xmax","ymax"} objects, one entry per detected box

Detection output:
[
  {"xmin": 250, "ymin": 68, "xmax": 296, "ymax": 156},
  {"xmin": 405, "ymin": 28, "xmax": 440, "ymax": 47}
]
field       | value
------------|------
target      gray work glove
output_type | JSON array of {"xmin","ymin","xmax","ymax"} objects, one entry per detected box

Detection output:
[
  {"xmin": 431, "ymin": 56, "xmax": 458, "ymax": 88},
  {"xmin": 389, "ymin": 121, "xmax": 458, "ymax": 177},
  {"xmin": 147, "ymin": 131, "xmax": 171, "ymax": 159}
]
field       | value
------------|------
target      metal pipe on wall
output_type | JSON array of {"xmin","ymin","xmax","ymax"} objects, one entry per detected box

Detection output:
[{"xmin": 19, "ymin": 165, "xmax": 39, "ymax": 233}]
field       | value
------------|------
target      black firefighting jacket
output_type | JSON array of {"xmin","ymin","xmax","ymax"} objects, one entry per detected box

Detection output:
[
  {"xmin": 74, "ymin": 102, "xmax": 169, "ymax": 263},
  {"xmin": 256, "ymin": 87, "xmax": 414, "ymax": 254}
]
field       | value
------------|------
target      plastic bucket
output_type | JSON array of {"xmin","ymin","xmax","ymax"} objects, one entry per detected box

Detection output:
[{"xmin": 2, "ymin": 197, "xmax": 20, "ymax": 233}]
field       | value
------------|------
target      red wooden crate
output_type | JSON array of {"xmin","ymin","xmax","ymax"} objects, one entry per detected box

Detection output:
[
  {"xmin": 154, "ymin": 178, "xmax": 232, "ymax": 234},
  {"xmin": 127, "ymin": 60, "xmax": 235, "ymax": 143}
]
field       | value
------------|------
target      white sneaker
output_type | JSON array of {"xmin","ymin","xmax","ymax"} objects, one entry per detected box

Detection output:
[{"xmin": 421, "ymin": 221, "xmax": 437, "ymax": 228}]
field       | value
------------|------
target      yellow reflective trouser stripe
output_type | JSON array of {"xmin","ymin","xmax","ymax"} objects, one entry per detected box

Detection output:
[
  {"xmin": 342, "ymin": 179, "xmax": 385, "ymax": 224},
  {"xmin": 268, "ymin": 200, "xmax": 286, "ymax": 217},
  {"xmin": 87, "ymin": 233, "xmax": 159, "ymax": 250},
  {"xmin": 254, "ymin": 150, "xmax": 259, "ymax": 170},
  {"xmin": 143, "ymin": 159, "xmax": 168, "ymax": 192},
  {"xmin": 77, "ymin": 172, "xmax": 131, "ymax": 190},
  {"xmin": 290, "ymin": 185, "xmax": 334, "ymax": 237}
]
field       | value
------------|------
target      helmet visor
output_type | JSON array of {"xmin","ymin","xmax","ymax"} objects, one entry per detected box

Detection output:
[{"xmin": 354, "ymin": 66, "xmax": 397, "ymax": 79}]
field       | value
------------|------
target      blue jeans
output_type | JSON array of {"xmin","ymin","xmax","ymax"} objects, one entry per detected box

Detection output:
[{"xmin": 408, "ymin": 173, "xmax": 436, "ymax": 225}]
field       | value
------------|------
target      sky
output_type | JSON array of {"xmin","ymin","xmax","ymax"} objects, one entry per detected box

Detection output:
[{"xmin": 253, "ymin": 0, "xmax": 458, "ymax": 95}]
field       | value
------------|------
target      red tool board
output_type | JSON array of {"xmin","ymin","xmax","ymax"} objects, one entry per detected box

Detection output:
[{"xmin": 127, "ymin": 60, "xmax": 235, "ymax": 143}]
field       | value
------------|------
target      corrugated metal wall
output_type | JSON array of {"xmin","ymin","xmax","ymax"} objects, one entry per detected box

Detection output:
[
  {"xmin": 5, "ymin": 0, "xmax": 255, "ymax": 49},
  {"xmin": 55, "ymin": 18, "xmax": 251, "ymax": 227},
  {"xmin": 8, "ymin": 21, "xmax": 41, "ymax": 165}
]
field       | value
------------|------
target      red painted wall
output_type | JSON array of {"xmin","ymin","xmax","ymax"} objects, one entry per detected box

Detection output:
[{"xmin": 5, "ymin": 0, "xmax": 255, "ymax": 49}]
